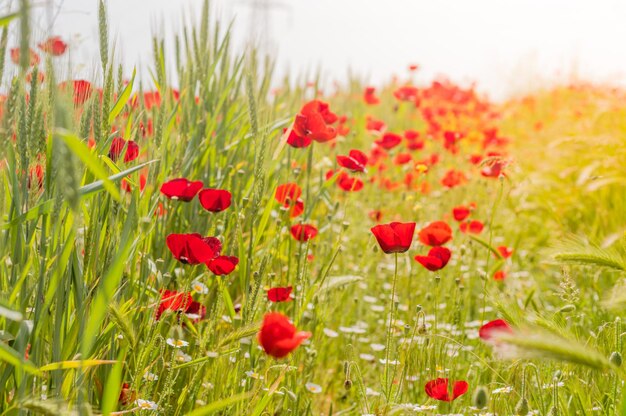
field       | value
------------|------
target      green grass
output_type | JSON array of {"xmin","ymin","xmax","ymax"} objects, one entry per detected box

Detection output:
[{"xmin": 1, "ymin": 1, "xmax": 626, "ymax": 415}]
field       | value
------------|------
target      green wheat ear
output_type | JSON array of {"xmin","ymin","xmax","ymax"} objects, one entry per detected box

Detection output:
[
  {"xmin": 98, "ymin": 0, "xmax": 109, "ymax": 71},
  {"xmin": 553, "ymin": 236, "xmax": 626, "ymax": 271}
]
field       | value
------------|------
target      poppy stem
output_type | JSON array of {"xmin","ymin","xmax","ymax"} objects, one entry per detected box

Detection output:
[{"xmin": 384, "ymin": 252, "xmax": 399, "ymax": 403}]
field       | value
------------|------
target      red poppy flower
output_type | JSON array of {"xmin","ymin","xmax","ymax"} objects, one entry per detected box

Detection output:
[
  {"xmin": 160, "ymin": 178, "xmax": 203, "ymax": 201},
  {"xmin": 207, "ymin": 255, "xmax": 239, "ymax": 275},
  {"xmin": 28, "ymin": 164, "xmax": 44, "ymax": 190},
  {"xmin": 143, "ymin": 91, "xmax": 162, "ymax": 110},
  {"xmin": 452, "ymin": 205, "xmax": 471, "ymax": 221},
  {"xmin": 267, "ymin": 286, "xmax": 293, "ymax": 302},
  {"xmin": 59, "ymin": 80, "xmax": 93, "ymax": 105},
  {"xmin": 493, "ymin": 270, "xmax": 507, "ymax": 281},
  {"xmin": 275, "ymin": 183, "xmax": 301, "ymax": 204},
  {"xmin": 166, "ymin": 233, "xmax": 217, "ymax": 265},
  {"xmin": 199, "ymin": 188, "xmax": 232, "ymax": 212},
  {"xmin": 459, "ymin": 220, "xmax": 484, "ymax": 234},
  {"xmin": 424, "ymin": 378, "xmax": 468, "ymax": 402},
  {"xmin": 119, "ymin": 382, "xmax": 137, "ymax": 406},
  {"xmin": 156, "ymin": 289, "xmax": 192, "ymax": 320},
  {"xmin": 441, "ymin": 169, "xmax": 468, "ymax": 188},
  {"xmin": 496, "ymin": 246, "xmax": 513, "ymax": 258},
  {"xmin": 406, "ymin": 139, "xmax": 425, "ymax": 151},
  {"xmin": 10, "ymin": 47, "xmax": 40, "ymax": 66},
  {"xmin": 393, "ymin": 85, "xmax": 419, "ymax": 101},
  {"xmin": 469, "ymin": 154, "xmax": 483, "ymax": 165},
  {"xmin": 275, "ymin": 183, "xmax": 304, "ymax": 217},
  {"xmin": 415, "ymin": 247, "xmax": 451, "ymax": 271},
  {"xmin": 109, "ymin": 137, "xmax": 139, "ymax": 163},
  {"xmin": 363, "ymin": 86, "xmax": 380, "ymax": 105},
  {"xmin": 337, "ymin": 172, "xmax": 364, "ymax": 191},
  {"xmin": 418, "ymin": 221, "xmax": 452, "ymax": 246},
  {"xmin": 293, "ymin": 100, "xmax": 337, "ymax": 143},
  {"xmin": 290, "ymin": 224, "xmax": 318, "ymax": 242},
  {"xmin": 285, "ymin": 128, "xmax": 312, "ymax": 148},
  {"xmin": 38, "ymin": 36, "xmax": 68, "ymax": 56},
  {"xmin": 479, "ymin": 319, "xmax": 512, "ymax": 341},
  {"xmin": 369, "ymin": 210, "xmax": 383, "ymax": 222},
  {"xmin": 404, "ymin": 130, "xmax": 420, "ymax": 140},
  {"xmin": 371, "ymin": 222, "xmax": 416, "ymax": 254},
  {"xmin": 365, "ymin": 116, "xmax": 386, "ymax": 132},
  {"xmin": 394, "ymin": 153, "xmax": 412, "ymax": 165},
  {"xmin": 336, "ymin": 149, "xmax": 368, "ymax": 173},
  {"xmin": 481, "ymin": 159, "xmax": 508, "ymax": 178},
  {"xmin": 375, "ymin": 132, "xmax": 402, "ymax": 149},
  {"xmin": 258, "ymin": 312, "xmax": 311, "ymax": 358}
]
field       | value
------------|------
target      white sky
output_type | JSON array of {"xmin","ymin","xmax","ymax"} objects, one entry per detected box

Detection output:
[{"xmin": 22, "ymin": 0, "xmax": 626, "ymax": 100}]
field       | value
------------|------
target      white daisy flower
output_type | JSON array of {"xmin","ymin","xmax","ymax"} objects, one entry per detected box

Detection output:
[
  {"xmin": 136, "ymin": 399, "xmax": 158, "ymax": 410},
  {"xmin": 305, "ymin": 382, "xmax": 322, "ymax": 394},
  {"xmin": 166, "ymin": 338, "xmax": 189, "ymax": 348}
]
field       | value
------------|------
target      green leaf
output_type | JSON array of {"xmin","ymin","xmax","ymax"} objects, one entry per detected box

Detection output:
[
  {"xmin": 55, "ymin": 129, "xmax": 121, "ymax": 201},
  {"xmin": 0, "ymin": 343, "xmax": 41, "ymax": 376},
  {"xmin": 0, "ymin": 12, "xmax": 18, "ymax": 28},
  {"xmin": 186, "ymin": 392, "xmax": 252, "ymax": 416},
  {"xmin": 79, "ymin": 159, "xmax": 159, "ymax": 197},
  {"xmin": 39, "ymin": 360, "xmax": 116, "ymax": 372},
  {"xmin": 108, "ymin": 68, "xmax": 135, "ymax": 123}
]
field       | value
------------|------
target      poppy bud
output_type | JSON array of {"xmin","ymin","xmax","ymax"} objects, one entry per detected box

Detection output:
[
  {"xmin": 415, "ymin": 304, "xmax": 422, "ymax": 313},
  {"xmin": 344, "ymin": 379, "xmax": 352, "ymax": 390},
  {"xmin": 418, "ymin": 324, "xmax": 427, "ymax": 335},
  {"xmin": 610, "ymin": 351, "xmax": 622, "ymax": 367},
  {"xmin": 434, "ymin": 276, "xmax": 441, "ymax": 284},
  {"xmin": 454, "ymin": 277, "xmax": 461, "ymax": 285},
  {"xmin": 515, "ymin": 397, "xmax": 529, "ymax": 415},
  {"xmin": 459, "ymin": 284, "xmax": 465, "ymax": 292},
  {"xmin": 342, "ymin": 221, "xmax": 350, "ymax": 230},
  {"xmin": 472, "ymin": 386, "xmax": 488, "ymax": 409}
]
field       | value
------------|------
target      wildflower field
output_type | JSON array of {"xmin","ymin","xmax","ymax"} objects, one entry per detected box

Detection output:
[{"xmin": 3, "ymin": 2, "xmax": 626, "ymax": 415}]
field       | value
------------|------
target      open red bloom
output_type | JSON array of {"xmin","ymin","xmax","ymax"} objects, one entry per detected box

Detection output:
[
  {"xmin": 459, "ymin": 220, "xmax": 484, "ymax": 234},
  {"xmin": 393, "ymin": 85, "xmax": 419, "ymax": 102},
  {"xmin": 267, "ymin": 286, "xmax": 293, "ymax": 302},
  {"xmin": 38, "ymin": 36, "xmax": 68, "ymax": 56},
  {"xmin": 275, "ymin": 183, "xmax": 301, "ymax": 203},
  {"xmin": 160, "ymin": 178, "xmax": 203, "ymax": 201},
  {"xmin": 166, "ymin": 233, "xmax": 217, "ymax": 265},
  {"xmin": 371, "ymin": 222, "xmax": 416, "ymax": 254},
  {"xmin": 424, "ymin": 378, "xmax": 468, "ymax": 402},
  {"xmin": 337, "ymin": 172, "xmax": 364, "ymax": 191},
  {"xmin": 496, "ymin": 245, "xmax": 513, "ymax": 258},
  {"xmin": 418, "ymin": 221, "xmax": 452, "ymax": 246},
  {"xmin": 363, "ymin": 86, "xmax": 380, "ymax": 105},
  {"xmin": 479, "ymin": 319, "xmax": 513, "ymax": 341},
  {"xmin": 207, "ymin": 256, "xmax": 239, "ymax": 275},
  {"xmin": 258, "ymin": 312, "xmax": 311, "ymax": 358},
  {"xmin": 293, "ymin": 100, "xmax": 337, "ymax": 143},
  {"xmin": 452, "ymin": 205, "xmax": 471, "ymax": 221},
  {"xmin": 285, "ymin": 128, "xmax": 312, "ymax": 148},
  {"xmin": 199, "ymin": 189, "xmax": 232, "ymax": 212},
  {"xmin": 156, "ymin": 289, "xmax": 190, "ymax": 319},
  {"xmin": 337, "ymin": 149, "xmax": 368, "ymax": 173},
  {"xmin": 290, "ymin": 224, "xmax": 318, "ymax": 242},
  {"xmin": 59, "ymin": 80, "xmax": 93, "ymax": 105},
  {"xmin": 109, "ymin": 137, "xmax": 139, "ymax": 163},
  {"xmin": 415, "ymin": 247, "xmax": 451, "ymax": 271},
  {"xmin": 375, "ymin": 132, "xmax": 402, "ymax": 149},
  {"xmin": 275, "ymin": 183, "xmax": 304, "ymax": 217},
  {"xmin": 365, "ymin": 116, "xmax": 386, "ymax": 132},
  {"xmin": 441, "ymin": 169, "xmax": 468, "ymax": 188},
  {"xmin": 10, "ymin": 47, "xmax": 40, "ymax": 66},
  {"xmin": 493, "ymin": 270, "xmax": 507, "ymax": 280}
]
